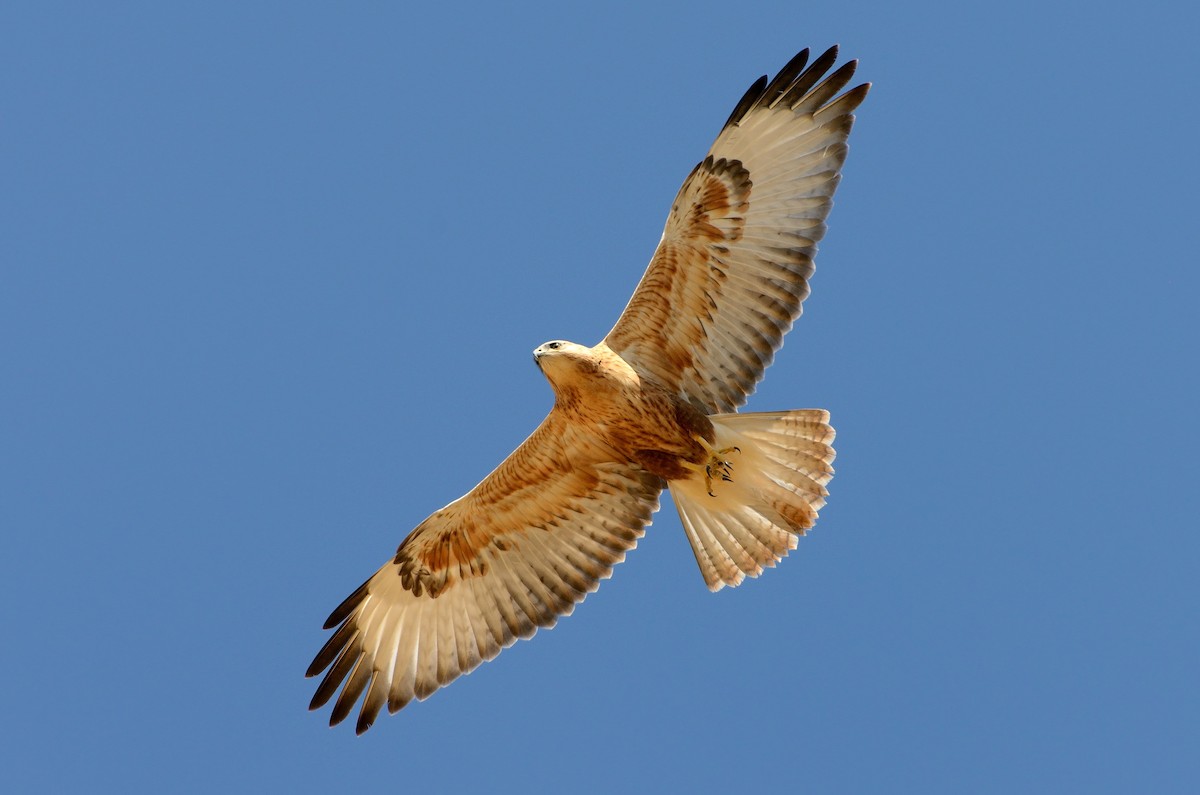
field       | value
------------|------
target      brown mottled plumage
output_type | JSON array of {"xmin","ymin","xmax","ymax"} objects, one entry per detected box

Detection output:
[{"xmin": 308, "ymin": 46, "xmax": 869, "ymax": 733}]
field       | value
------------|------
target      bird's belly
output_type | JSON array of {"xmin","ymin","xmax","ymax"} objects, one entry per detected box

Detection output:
[
  {"xmin": 595, "ymin": 399, "xmax": 713, "ymax": 481},
  {"xmin": 629, "ymin": 448, "xmax": 698, "ymax": 481}
]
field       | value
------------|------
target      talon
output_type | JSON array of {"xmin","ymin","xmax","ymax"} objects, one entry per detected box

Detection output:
[{"xmin": 692, "ymin": 438, "xmax": 742, "ymax": 498}]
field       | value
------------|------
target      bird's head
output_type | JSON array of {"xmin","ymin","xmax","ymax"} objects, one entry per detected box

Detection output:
[{"xmin": 533, "ymin": 340, "xmax": 597, "ymax": 389}]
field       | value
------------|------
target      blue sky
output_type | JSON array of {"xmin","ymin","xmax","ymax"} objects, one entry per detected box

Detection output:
[{"xmin": 3, "ymin": 1, "xmax": 1197, "ymax": 791}]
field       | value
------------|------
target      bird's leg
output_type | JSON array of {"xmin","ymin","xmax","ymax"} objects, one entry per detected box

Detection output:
[{"xmin": 693, "ymin": 435, "xmax": 740, "ymax": 497}]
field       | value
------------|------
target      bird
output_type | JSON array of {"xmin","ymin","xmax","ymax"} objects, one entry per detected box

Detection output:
[{"xmin": 308, "ymin": 45, "xmax": 869, "ymax": 734}]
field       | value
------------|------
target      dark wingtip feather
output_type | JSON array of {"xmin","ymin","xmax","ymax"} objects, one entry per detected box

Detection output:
[
  {"xmin": 356, "ymin": 680, "xmax": 387, "ymax": 735},
  {"xmin": 309, "ymin": 643, "xmax": 358, "ymax": 711},
  {"xmin": 309, "ymin": 674, "xmax": 339, "ymax": 711},
  {"xmin": 779, "ymin": 45, "xmax": 841, "ymax": 107},
  {"xmin": 725, "ymin": 45, "xmax": 855, "ymax": 131},
  {"xmin": 355, "ymin": 700, "xmax": 382, "ymax": 735},
  {"xmin": 306, "ymin": 618, "xmax": 357, "ymax": 678},
  {"xmin": 760, "ymin": 47, "xmax": 811, "ymax": 108},
  {"xmin": 816, "ymin": 82, "xmax": 871, "ymax": 120},
  {"xmin": 799, "ymin": 58, "xmax": 860, "ymax": 111},
  {"xmin": 722, "ymin": 74, "xmax": 768, "ymax": 129},
  {"xmin": 322, "ymin": 578, "xmax": 370, "ymax": 630},
  {"xmin": 329, "ymin": 662, "xmax": 371, "ymax": 726}
]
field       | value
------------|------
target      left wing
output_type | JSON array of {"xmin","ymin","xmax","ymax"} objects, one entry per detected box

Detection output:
[
  {"xmin": 604, "ymin": 46, "xmax": 869, "ymax": 412},
  {"xmin": 307, "ymin": 412, "xmax": 663, "ymax": 733}
]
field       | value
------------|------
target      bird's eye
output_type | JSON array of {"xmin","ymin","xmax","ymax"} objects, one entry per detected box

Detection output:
[{"xmin": 548, "ymin": 342, "xmax": 561, "ymax": 349}]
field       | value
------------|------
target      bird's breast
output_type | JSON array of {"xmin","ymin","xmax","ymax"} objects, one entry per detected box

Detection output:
[{"xmin": 584, "ymin": 384, "xmax": 714, "ymax": 478}]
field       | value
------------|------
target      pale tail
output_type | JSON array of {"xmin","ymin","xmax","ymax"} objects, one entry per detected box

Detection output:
[{"xmin": 670, "ymin": 410, "xmax": 835, "ymax": 591}]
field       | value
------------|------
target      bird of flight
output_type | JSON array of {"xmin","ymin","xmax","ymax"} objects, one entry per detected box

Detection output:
[{"xmin": 308, "ymin": 45, "xmax": 869, "ymax": 733}]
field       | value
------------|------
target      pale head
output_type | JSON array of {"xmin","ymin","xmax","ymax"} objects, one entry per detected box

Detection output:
[{"xmin": 532, "ymin": 340, "xmax": 597, "ymax": 387}]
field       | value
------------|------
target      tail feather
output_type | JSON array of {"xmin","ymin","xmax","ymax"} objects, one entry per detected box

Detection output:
[
  {"xmin": 676, "ymin": 499, "xmax": 789, "ymax": 588},
  {"xmin": 669, "ymin": 409, "xmax": 835, "ymax": 591}
]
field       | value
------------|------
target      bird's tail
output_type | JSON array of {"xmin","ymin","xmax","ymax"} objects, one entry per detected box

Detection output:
[{"xmin": 669, "ymin": 409, "xmax": 836, "ymax": 591}]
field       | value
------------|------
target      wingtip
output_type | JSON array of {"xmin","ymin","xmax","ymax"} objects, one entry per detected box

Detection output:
[{"xmin": 322, "ymin": 578, "xmax": 370, "ymax": 629}]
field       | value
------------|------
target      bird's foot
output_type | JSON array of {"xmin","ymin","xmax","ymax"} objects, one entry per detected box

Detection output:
[{"xmin": 695, "ymin": 437, "xmax": 740, "ymax": 497}]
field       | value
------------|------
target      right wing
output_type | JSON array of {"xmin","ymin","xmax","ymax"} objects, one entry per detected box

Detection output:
[{"xmin": 306, "ymin": 412, "xmax": 663, "ymax": 733}]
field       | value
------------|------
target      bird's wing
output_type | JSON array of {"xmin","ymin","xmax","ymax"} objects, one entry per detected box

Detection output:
[
  {"xmin": 307, "ymin": 411, "xmax": 663, "ymax": 733},
  {"xmin": 604, "ymin": 46, "xmax": 869, "ymax": 413}
]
